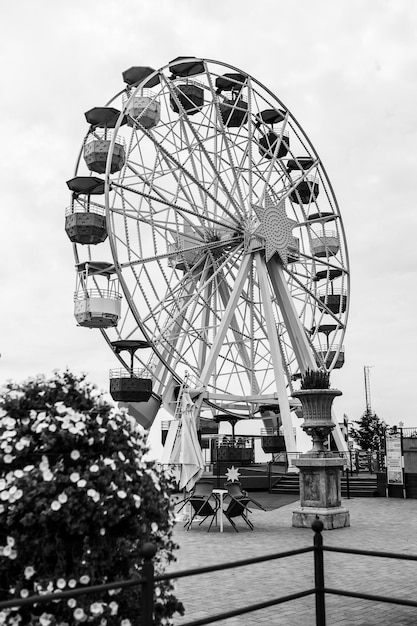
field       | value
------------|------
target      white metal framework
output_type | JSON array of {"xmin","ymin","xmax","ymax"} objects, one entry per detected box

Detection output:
[{"xmin": 70, "ymin": 57, "xmax": 350, "ymax": 451}]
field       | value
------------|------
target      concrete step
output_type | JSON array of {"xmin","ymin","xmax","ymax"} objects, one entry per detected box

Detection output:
[{"xmin": 271, "ymin": 474, "xmax": 378, "ymax": 497}]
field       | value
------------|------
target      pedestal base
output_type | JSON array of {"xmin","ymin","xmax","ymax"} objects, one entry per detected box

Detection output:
[
  {"xmin": 291, "ymin": 456, "xmax": 350, "ymax": 530},
  {"xmin": 292, "ymin": 506, "xmax": 350, "ymax": 530}
]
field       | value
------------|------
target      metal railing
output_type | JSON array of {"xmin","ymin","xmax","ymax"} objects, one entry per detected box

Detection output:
[
  {"xmin": 3, "ymin": 521, "xmax": 417, "ymax": 625},
  {"xmin": 402, "ymin": 427, "xmax": 417, "ymax": 438}
]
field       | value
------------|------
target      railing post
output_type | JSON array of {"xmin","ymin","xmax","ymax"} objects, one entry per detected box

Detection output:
[
  {"xmin": 345, "ymin": 467, "xmax": 350, "ymax": 499},
  {"xmin": 312, "ymin": 518, "xmax": 326, "ymax": 626},
  {"xmin": 141, "ymin": 542, "xmax": 157, "ymax": 625}
]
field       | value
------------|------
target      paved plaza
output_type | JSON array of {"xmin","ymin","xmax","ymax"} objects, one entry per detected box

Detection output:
[{"xmin": 168, "ymin": 494, "xmax": 417, "ymax": 626}]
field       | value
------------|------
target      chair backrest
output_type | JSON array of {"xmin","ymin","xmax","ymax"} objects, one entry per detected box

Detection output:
[
  {"xmin": 189, "ymin": 496, "xmax": 216, "ymax": 517},
  {"xmin": 192, "ymin": 481, "xmax": 213, "ymax": 497},
  {"xmin": 226, "ymin": 482, "xmax": 245, "ymax": 498}
]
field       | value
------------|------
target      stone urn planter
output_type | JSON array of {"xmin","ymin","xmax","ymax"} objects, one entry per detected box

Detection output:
[{"xmin": 291, "ymin": 388, "xmax": 342, "ymax": 454}]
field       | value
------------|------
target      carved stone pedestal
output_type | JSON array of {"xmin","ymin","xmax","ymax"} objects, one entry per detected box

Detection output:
[{"xmin": 291, "ymin": 456, "xmax": 350, "ymax": 530}]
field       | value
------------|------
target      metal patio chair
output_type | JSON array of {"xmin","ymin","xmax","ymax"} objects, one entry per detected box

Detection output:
[
  {"xmin": 223, "ymin": 495, "xmax": 254, "ymax": 532},
  {"xmin": 177, "ymin": 481, "xmax": 214, "ymax": 513},
  {"xmin": 185, "ymin": 492, "xmax": 220, "ymax": 531}
]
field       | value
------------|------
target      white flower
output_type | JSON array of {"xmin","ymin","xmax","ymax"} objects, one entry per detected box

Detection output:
[
  {"xmin": 73, "ymin": 607, "xmax": 86, "ymax": 621},
  {"xmin": 70, "ymin": 450, "xmax": 80, "ymax": 460},
  {"xmin": 58, "ymin": 493, "xmax": 68, "ymax": 504},
  {"xmin": 121, "ymin": 620, "xmax": 131, "ymax": 626},
  {"xmin": 39, "ymin": 613, "xmax": 54, "ymax": 626},
  {"xmin": 79, "ymin": 575, "xmax": 90, "ymax": 585},
  {"xmin": 118, "ymin": 451, "xmax": 126, "ymax": 461},
  {"xmin": 70, "ymin": 472, "xmax": 80, "ymax": 483},
  {"xmin": 6, "ymin": 537, "xmax": 15, "ymax": 547},
  {"xmin": 68, "ymin": 579, "xmax": 77, "ymax": 588},
  {"xmin": 43, "ymin": 470, "xmax": 54, "ymax": 482},
  {"xmin": 117, "ymin": 490, "xmax": 127, "ymax": 499},
  {"xmin": 151, "ymin": 522, "xmax": 158, "ymax": 533},
  {"xmin": 90, "ymin": 602, "xmax": 104, "ymax": 616},
  {"xmin": 39, "ymin": 456, "xmax": 49, "ymax": 471},
  {"xmin": 55, "ymin": 402, "xmax": 68, "ymax": 415},
  {"xmin": 51, "ymin": 501, "xmax": 61, "ymax": 511},
  {"xmin": 68, "ymin": 599, "xmax": 77, "ymax": 608},
  {"xmin": 4, "ymin": 455, "xmax": 13, "ymax": 464},
  {"xmin": 57, "ymin": 578, "xmax": 66, "ymax": 589},
  {"xmin": 20, "ymin": 589, "xmax": 29, "ymax": 598},
  {"xmin": 87, "ymin": 489, "xmax": 100, "ymax": 502},
  {"xmin": 109, "ymin": 601, "xmax": 118, "ymax": 615},
  {"xmin": 90, "ymin": 464, "xmax": 99, "ymax": 473},
  {"xmin": 100, "ymin": 528, "xmax": 106, "ymax": 535},
  {"xmin": 77, "ymin": 479, "xmax": 87, "ymax": 488},
  {"xmin": 24, "ymin": 566, "xmax": 35, "ymax": 579}
]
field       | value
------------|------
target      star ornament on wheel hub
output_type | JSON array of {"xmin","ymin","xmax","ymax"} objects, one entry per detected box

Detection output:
[{"xmin": 253, "ymin": 192, "xmax": 297, "ymax": 264}]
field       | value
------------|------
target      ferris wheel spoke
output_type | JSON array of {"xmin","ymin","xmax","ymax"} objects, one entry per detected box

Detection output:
[
  {"xmin": 151, "ymin": 295, "xmax": 197, "ymax": 389},
  {"xmin": 143, "ymin": 243, "xmax": 244, "ymax": 337},
  {"xmin": 162, "ymin": 72, "xmax": 245, "ymax": 220},
  {"xmin": 137, "ymin": 123, "xmax": 241, "ymax": 227},
  {"xmin": 203, "ymin": 70, "xmax": 249, "ymax": 215},
  {"xmin": 111, "ymin": 184, "xmax": 238, "ymax": 235}
]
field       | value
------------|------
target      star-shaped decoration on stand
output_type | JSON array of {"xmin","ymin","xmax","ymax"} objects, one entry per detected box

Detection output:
[
  {"xmin": 253, "ymin": 192, "xmax": 297, "ymax": 264},
  {"xmin": 225, "ymin": 466, "xmax": 241, "ymax": 483}
]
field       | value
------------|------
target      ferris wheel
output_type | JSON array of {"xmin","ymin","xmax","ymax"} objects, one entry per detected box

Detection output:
[{"xmin": 66, "ymin": 57, "xmax": 350, "ymax": 451}]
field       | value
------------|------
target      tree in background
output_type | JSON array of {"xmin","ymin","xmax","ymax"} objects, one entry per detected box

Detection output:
[
  {"xmin": 349, "ymin": 409, "xmax": 387, "ymax": 451},
  {"xmin": 0, "ymin": 369, "xmax": 183, "ymax": 626}
]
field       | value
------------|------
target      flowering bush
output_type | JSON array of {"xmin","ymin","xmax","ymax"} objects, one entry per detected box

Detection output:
[{"xmin": 0, "ymin": 370, "xmax": 183, "ymax": 625}]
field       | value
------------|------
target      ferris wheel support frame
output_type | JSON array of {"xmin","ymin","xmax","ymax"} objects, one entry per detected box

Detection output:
[
  {"xmin": 199, "ymin": 252, "xmax": 252, "ymax": 388},
  {"xmin": 267, "ymin": 258, "xmax": 317, "ymax": 374},
  {"xmin": 256, "ymin": 253, "xmax": 297, "ymax": 452}
]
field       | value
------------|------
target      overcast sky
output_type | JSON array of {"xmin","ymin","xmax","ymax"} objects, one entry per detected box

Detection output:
[{"xmin": 1, "ymin": 0, "xmax": 417, "ymax": 436}]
